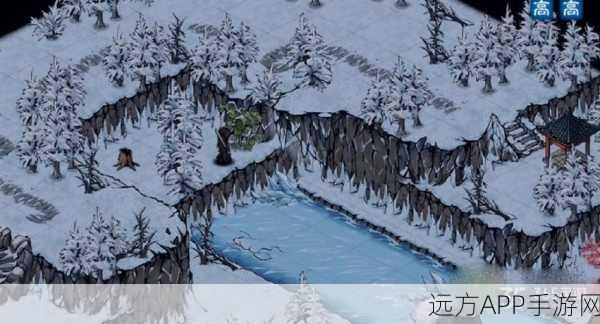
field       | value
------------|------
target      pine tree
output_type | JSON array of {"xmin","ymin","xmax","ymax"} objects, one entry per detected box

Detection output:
[
  {"xmin": 465, "ymin": 168, "xmax": 486, "ymax": 214},
  {"xmin": 167, "ymin": 14, "xmax": 189, "ymax": 64},
  {"xmin": 517, "ymin": 1, "xmax": 539, "ymax": 72},
  {"xmin": 31, "ymin": 1, "xmax": 67, "ymax": 40},
  {"xmin": 285, "ymin": 273, "xmax": 332, "ymax": 324},
  {"xmin": 250, "ymin": 66, "xmax": 282, "ymax": 105},
  {"xmin": 533, "ymin": 166, "xmax": 562, "ymax": 216},
  {"xmin": 421, "ymin": 0, "xmax": 449, "ymax": 64},
  {"xmin": 386, "ymin": 58, "xmax": 414, "ymax": 136},
  {"xmin": 61, "ymin": 0, "xmax": 86, "ymax": 22},
  {"xmin": 237, "ymin": 21, "xmax": 259, "ymax": 85},
  {"xmin": 560, "ymin": 22, "xmax": 587, "ymax": 90},
  {"xmin": 472, "ymin": 16, "xmax": 500, "ymax": 93},
  {"xmin": 155, "ymin": 83, "xmax": 204, "ymax": 195},
  {"xmin": 496, "ymin": 5, "xmax": 518, "ymax": 84},
  {"xmin": 216, "ymin": 13, "xmax": 243, "ymax": 93},
  {"xmin": 127, "ymin": 15, "xmax": 167, "ymax": 88},
  {"xmin": 287, "ymin": 13, "xmax": 314, "ymax": 69},
  {"xmin": 16, "ymin": 76, "xmax": 46, "ymax": 173},
  {"xmin": 360, "ymin": 74, "xmax": 390, "ymax": 126},
  {"xmin": 131, "ymin": 208, "xmax": 156, "ymax": 258},
  {"xmin": 85, "ymin": 208, "xmax": 129, "ymax": 278},
  {"xmin": 85, "ymin": 0, "xmax": 108, "ymax": 29},
  {"xmin": 190, "ymin": 31, "xmax": 220, "ymax": 85},
  {"xmin": 292, "ymin": 29, "xmax": 333, "ymax": 91},
  {"xmin": 40, "ymin": 59, "xmax": 86, "ymax": 178},
  {"xmin": 16, "ymin": 75, "xmax": 45, "ymax": 126},
  {"xmin": 59, "ymin": 222, "xmax": 94, "ymax": 277},
  {"xmin": 103, "ymin": 31, "xmax": 129, "ymax": 87},
  {"xmin": 535, "ymin": 24, "xmax": 561, "ymax": 87},
  {"xmin": 406, "ymin": 65, "xmax": 433, "ymax": 127},
  {"xmin": 583, "ymin": 24, "xmax": 600, "ymax": 80},
  {"xmin": 558, "ymin": 153, "xmax": 600, "ymax": 214},
  {"xmin": 448, "ymin": 32, "xmax": 472, "ymax": 87}
]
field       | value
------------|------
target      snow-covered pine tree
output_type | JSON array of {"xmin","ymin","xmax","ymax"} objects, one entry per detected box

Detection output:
[
  {"xmin": 292, "ymin": 29, "xmax": 333, "ymax": 91},
  {"xmin": 558, "ymin": 153, "xmax": 600, "ymax": 214},
  {"xmin": 386, "ymin": 58, "xmax": 414, "ymax": 136},
  {"xmin": 17, "ymin": 76, "xmax": 47, "ymax": 173},
  {"xmin": 560, "ymin": 22, "xmax": 587, "ymax": 90},
  {"xmin": 61, "ymin": 0, "xmax": 86, "ymax": 22},
  {"xmin": 190, "ymin": 31, "xmax": 220, "ymax": 85},
  {"xmin": 535, "ymin": 24, "xmax": 561, "ymax": 87},
  {"xmin": 216, "ymin": 13, "xmax": 243, "ymax": 93},
  {"xmin": 237, "ymin": 21, "xmax": 259, "ymax": 85},
  {"xmin": 167, "ymin": 14, "xmax": 189, "ymax": 64},
  {"xmin": 149, "ymin": 21, "xmax": 170, "ymax": 78},
  {"xmin": 127, "ymin": 14, "xmax": 166, "ymax": 88},
  {"xmin": 85, "ymin": 0, "xmax": 109, "ymax": 29},
  {"xmin": 31, "ymin": 1, "xmax": 67, "ymax": 40},
  {"xmin": 472, "ymin": 16, "xmax": 501, "ymax": 93},
  {"xmin": 421, "ymin": 0, "xmax": 449, "ymax": 64},
  {"xmin": 496, "ymin": 5, "xmax": 518, "ymax": 84},
  {"xmin": 155, "ymin": 83, "xmax": 204, "ymax": 195},
  {"xmin": 250, "ymin": 66, "xmax": 282, "ymax": 105},
  {"xmin": 59, "ymin": 222, "xmax": 94, "ymax": 277},
  {"xmin": 360, "ymin": 74, "xmax": 390, "ymax": 126},
  {"xmin": 448, "ymin": 32, "xmax": 472, "ymax": 87},
  {"xmin": 16, "ymin": 75, "xmax": 45, "ymax": 126},
  {"xmin": 465, "ymin": 167, "xmax": 486, "ymax": 214},
  {"xmin": 583, "ymin": 24, "xmax": 600, "ymax": 81},
  {"xmin": 533, "ymin": 166, "xmax": 562, "ymax": 216},
  {"xmin": 103, "ymin": 31, "xmax": 129, "ymax": 87},
  {"xmin": 85, "ymin": 208, "xmax": 129, "ymax": 278},
  {"xmin": 287, "ymin": 13, "xmax": 314, "ymax": 70},
  {"xmin": 41, "ymin": 59, "xmax": 86, "ymax": 178},
  {"xmin": 285, "ymin": 273, "xmax": 332, "ymax": 324},
  {"xmin": 517, "ymin": 1, "xmax": 539, "ymax": 72},
  {"xmin": 406, "ymin": 64, "xmax": 433, "ymax": 127},
  {"xmin": 131, "ymin": 207, "xmax": 156, "ymax": 258}
]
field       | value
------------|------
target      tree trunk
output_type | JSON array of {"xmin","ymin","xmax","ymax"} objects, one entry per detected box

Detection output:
[
  {"xmin": 94, "ymin": 9, "xmax": 107, "ymax": 29},
  {"xmin": 52, "ymin": 161, "xmax": 62, "ymax": 179},
  {"xmin": 526, "ymin": 55, "xmax": 535, "ymax": 72},
  {"xmin": 482, "ymin": 75, "xmax": 493, "ymax": 93},
  {"xmin": 110, "ymin": 1, "xmax": 121, "ymax": 20},
  {"xmin": 72, "ymin": 12, "xmax": 81, "ymax": 23},
  {"xmin": 396, "ymin": 118, "xmax": 407, "ymax": 137},
  {"xmin": 240, "ymin": 68, "xmax": 250, "ymax": 85},
  {"xmin": 114, "ymin": 147, "xmax": 140, "ymax": 171},
  {"xmin": 460, "ymin": 77, "xmax": 469, "ymax": 87},
  {"xmin": 28, "ymin": 162, "xmax": 38, "ymax": 174},
  {"xmin": 310, "ymin": 0, "xmax": 322, "ymax": 8},
  {"xmin": 395, "ymin": 0, "xmax": 408, "ymax": 7},
  {"xmin": 412, "ymin": 109, "xmax": 423, "ymax": 127},
  {"xmin": 546, "ymin": 76, "xmax": 555, "ymax": 87},
  {"xmin": 569, "ymin": 74, "xmax": 578, "ymax": 91},
  {"xmin": 498, "ymin": 70, "xmax": 508, "ymax": 84},
  {"xmin": 215, "ymin": 127, "xmax": 233, "ymax": 166},
  {"xmin": 224, "ymin": 74, "xmax": 235, "ymax": 93}
]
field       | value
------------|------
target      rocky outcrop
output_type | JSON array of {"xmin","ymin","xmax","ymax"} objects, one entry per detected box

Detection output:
[{"xmin": 0, "ymin": 226, "xmax": 190, "ymax": 284}]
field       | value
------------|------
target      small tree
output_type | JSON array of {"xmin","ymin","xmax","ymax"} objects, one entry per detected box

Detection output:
[
  {"xmin": 73, "ymin": 148, "xmax": 107, "ymax": 194},
  {"xmin": 386, "ymin": 58, "xmax": 413, "ymax": 136},
  {"xmin": 190, "ymin": 31, "xmax": 220, "ymax": 85},
  {"xmin": 535, "ymin": 24, "xmax": 561, "ymax": 87},
  {"xmin": 216, "ymin": 13, "xmax": 243, "ymax": 93},
  {"xmin": 61, "ymin": 0, "xmax": 86, "ymax": 22},
  {"xmin": 285, "ymin": 273, "xmax": 332, "ymax": 324},
  {"xmin": 31, "ymin": 1, "xmax": 66, "ymax": 40},
  {"xmin": 465, "ymin": 168, "xmax": 486, "ymax": 214},
  {"xmin": 533, "ymin": 166, "xmax": 562, "ymax": 216},
  {"xmin": 472, "ymin": 16, "xmax": 500, "ymax": 93},
  {"xmin": 250, "ymin": 66, "xmax": 282, "ymax": 105},
  {"xmin": 127, "ymin": 15, "xmax": 168, "ymax": 88},
  {"xmin": 496, "ymin": 5, "xmax": 518, "ymax": 84},
  {"xmin": 287, "ymin": 13, "xmax": 314, "ymax": 69},
  {"xmin": 360, "ymin": 74, "xmax": 390, "ymax": 126},
  {"xmin": 85, "ymin": 0, "xmax": 108, "ymax": 29},
  {"xmin": 560, "ymin": 22, "xmax": 587, "ymax": 90},
  {"xmin": 103, "ymin": 31, "xmax": 129, "ymax": 87},
  {"xmin": 16, "ymin": 75, "xmax": 46, "ymax": 173},
  {"xmin": 131, "ymin": 208, "xmax": 156, "ymax": 258},
  {"xmin": 517, "ymin": 1, "xmax": 539, "ymax": 72},
  {"xmin": 583, "ymin": 24, "xmax": 600, "ymax": 80},
  {"xmin": 167, "ymin": 14, "xmax": 189, "ymax": 64},
  {"xmin": 292, "ymin": 29, "xmax": 333, "ymax": 91},
  {"xmin": 85, "ymin": 208, "xmax": 129, "ymax": 278},
  {"xmin": 448, "ymin": 32, "xmax": 472, "ymax": 87},
  {"xmin": 59, "ymin": 223, "xmax": 94, "ymax": 277},
  {"xmin": 421, "ymin": 0, "xmax": 449, "ymax": 64},
  {"xmin": 237, "ymin": 21, "xmax": 259, "ymax": 84}
]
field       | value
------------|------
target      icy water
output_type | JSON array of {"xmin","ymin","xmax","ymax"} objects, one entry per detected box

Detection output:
[{"xmin": 208, "ymin": 178, "xmax": 557, "ymax": 323}]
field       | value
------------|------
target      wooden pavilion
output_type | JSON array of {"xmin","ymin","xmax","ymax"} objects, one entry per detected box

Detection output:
[{"xmin": 537, "ymin": 114, "xmax": 600, "ymax": 168}]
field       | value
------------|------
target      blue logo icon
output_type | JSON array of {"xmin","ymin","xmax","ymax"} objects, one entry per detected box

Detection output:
[
  {"xmin": 531, "ymin": 0, "xmax": 554, "ymax": 22},
  {"xmin": 560, "ymin": 0, "xmax": 583, "ymax": 21}
]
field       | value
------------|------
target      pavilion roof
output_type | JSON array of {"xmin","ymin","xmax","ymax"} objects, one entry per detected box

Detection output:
[{"xmin": 538, "ymin": 114, "xmax": 600, "ymax": 145}]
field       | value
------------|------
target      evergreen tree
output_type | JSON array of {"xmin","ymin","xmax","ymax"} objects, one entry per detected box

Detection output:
[
  {"xmin": 85, "ymin": 208, "xmax": 129, "ymax": 278},
  {"xmin": 285, "ymin": 273, "xmax": 332, "ymax": 324},
  {"xmin": 237, "ymin": 21, "xmax": 259, "ymax": 84},
  {"xmin": 533, "ymin": 166, "xmax": 562, "ymax": 216},
  {"xmin": 16, "ymin": 75, "xmax": 46, "ymax": 173},
  {"xmin": 103, "ymin": 31, "xmax": 129, "ymax": 87},
  {"xmin": 127, "ymin": 15, "xmax": 167, "ymax": 88},
  {"xmin": 421, "ymin": 0, "xmax": 449, "ymax": 64},
  {"xmin": 517, "ymin": 1, "xmax": 539, "ymax": 72},
  {"xmin": 85, "ymin": 0, "xmax": 108, "ymax": 29},
  {"xmin": 216, "ymin": 13, "xmax": 243, "ymax": 93},
  {"xmin": 583, "ymin": 24, "xmax": 600, "ymax": 80},
  {"xmin": 155, "ymin": 83, "xmax": 204, "ymax": 195},
  {"xmin": 448, "ymin": 32, "xmax": 472, "ymax": 87},
  {"xmin": 61, "ymin": 0, "xmax": 86, "ymax": 22},
  {"xmin": 287, "ymin": 13, "xmax": 314, "ymax": 69},
  {"xmin": 535, "ymin": 24, "xmax": 561, "ymax": 87},
  {"xmin": 560, "ymin": 22, "xmax": 587, "ymax": 90},
  {"xmin": 131, "ymin": 208, "xmax": 156, "ymax": 258},
  {"xmin": 385, "ymin": 58, "xmax": 414, "ymax": 136},
  {"xmin": 250, "ymin": 66, "xmax": 282, "ymax": 105},
  {"xmin": 360, "ymin": 74, "xmax": 390, "ymax": 126},
  {"xmin": 472, "ymin": 16, "xmax": 500, "ymax": 93},
  {"xmin": 292, "ymin": 29, "xmax": 333, "ymax": 91},
  {"xmin": 167, "ymin": 14, "xmax": 189, "ymax": 64},
  {"xmin": 496, "ymin": 5, "xmax": 518, "ymax": 84},
  {"xmin": 190, "ymin": 31, "xmax": 220, "ymax": 85},
  {"xmin": 59, "ymin": 222, "xmax": 94, "ymax": 277},
  {"xmin": 31, "ymin": 1, "xmax": 67, "ymax": 40}
]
